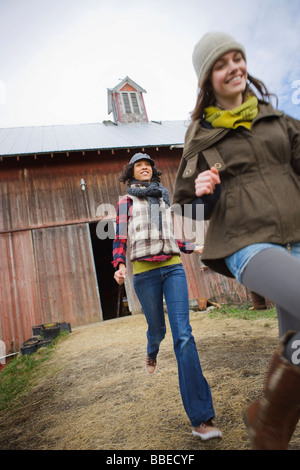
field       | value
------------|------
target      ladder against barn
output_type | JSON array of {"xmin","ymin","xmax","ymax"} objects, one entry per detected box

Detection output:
[{"xmin": 107, "ymin": 76, "xmax": 149, "ymax": 124}]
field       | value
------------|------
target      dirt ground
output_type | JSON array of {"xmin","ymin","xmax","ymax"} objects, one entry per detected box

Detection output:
[{"xmin": 0, "ymin": 310, "xmax": 299, "ymax": 451}]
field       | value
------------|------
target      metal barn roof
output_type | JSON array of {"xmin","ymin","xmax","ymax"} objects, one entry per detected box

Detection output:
[{"xmin": 0, "ymin": 120, "xmax": 188, "ymax": 157}]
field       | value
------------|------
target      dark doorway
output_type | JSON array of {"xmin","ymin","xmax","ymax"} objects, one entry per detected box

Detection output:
[{"xmin": 89, "ymin": 222, "xmax": 130, "ymax": 320}]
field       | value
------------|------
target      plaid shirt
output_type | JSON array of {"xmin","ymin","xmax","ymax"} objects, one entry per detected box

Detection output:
[{"xmin": 112, "ymin": 196, "xmax": 196, "ymax": 269}]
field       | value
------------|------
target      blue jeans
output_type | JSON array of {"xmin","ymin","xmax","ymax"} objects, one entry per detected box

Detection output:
[
  {"xmin": 225, "ymin": 242, "xmax": 300, "ymax": 336},
  {"xmin": 133, "ymin": 263, "xmax": 215, "ymax": 427},
  {"xmin": 225, "ymin": 242, "xmax": 300, "ymax": 283}
]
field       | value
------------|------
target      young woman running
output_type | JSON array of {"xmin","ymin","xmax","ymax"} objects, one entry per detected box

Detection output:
[
  {"xmin": 173, "ymin": 31, "xmax": 300, "ymax": 450},
  {"xmin": 113, "ymin": 152, "xmax": 222, "ymax": 441}
]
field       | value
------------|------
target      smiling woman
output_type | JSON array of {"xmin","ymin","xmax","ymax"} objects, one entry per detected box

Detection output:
[
  {"xmin": 173, "ymin": 30, "xmax": 300, "ymax": 450},
  {"xmin": 210, "ymin": 51, "xmax": 247, "ymax": 109},
  {"xmin": 133, "ymin": 159, "xmax": 153, "ymax": 182},
  {"xmin": 112, "ymin": 151, "xmax": 222, "ymax": 441}
]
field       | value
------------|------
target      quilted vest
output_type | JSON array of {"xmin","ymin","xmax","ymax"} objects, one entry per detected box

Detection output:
[{"xmin": 127, "ymin": 195, "xmax": 180, "ymax": 261}]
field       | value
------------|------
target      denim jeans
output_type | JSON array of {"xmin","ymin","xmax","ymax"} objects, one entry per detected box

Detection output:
[
  {"xmin": 133, "ymin": 263, "xmax": 215, "ymax": 426},
  {"xmin": 225, "ymin": 242, "xmax": 300, "ymax": 283},
  {"xmin": 225, "ymin": 242, "xmax": 300, "ymax": 336}
]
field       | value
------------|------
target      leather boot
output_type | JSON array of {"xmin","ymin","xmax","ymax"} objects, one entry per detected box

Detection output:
[{"xmin": 244, "ymin": 331, "xmax": 300, "ymax": 450}]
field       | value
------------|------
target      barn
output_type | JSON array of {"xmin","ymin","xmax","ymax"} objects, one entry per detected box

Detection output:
[{"xmin": 0, "ymin": 76, "xmax": 250, "ymax": 354}]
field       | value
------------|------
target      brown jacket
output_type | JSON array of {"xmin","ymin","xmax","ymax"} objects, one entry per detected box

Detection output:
[{"xmin": 172, "ymin": 102, "xmax": 300, "ymax": 277}]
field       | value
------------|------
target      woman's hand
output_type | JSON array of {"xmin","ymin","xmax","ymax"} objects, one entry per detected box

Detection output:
[
  {"xmin": 114, "ymin": 264, "xmax": 127, "ymax": 285},
  {"xmin": 193, "ymin": 245, "xmax": 203, "ymax": 255},
  {"xmin": 195, "ymin": 167, "xmax": 220, "ymax": 197}
]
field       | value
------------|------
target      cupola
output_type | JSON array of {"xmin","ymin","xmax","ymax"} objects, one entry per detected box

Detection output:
[{"xmin": 107, "ymin": 76, "xmax": 149, "ymax": 124}]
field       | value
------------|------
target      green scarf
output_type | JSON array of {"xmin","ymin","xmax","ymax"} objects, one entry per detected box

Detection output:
[{"xmin": 204, "ymin": 96, "xmax": 258, "ymax": 130}]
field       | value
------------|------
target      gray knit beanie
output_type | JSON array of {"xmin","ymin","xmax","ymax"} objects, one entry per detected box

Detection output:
[{"xmin": 192, "ymin": 32, "xmax": 246, "ymax": 85}]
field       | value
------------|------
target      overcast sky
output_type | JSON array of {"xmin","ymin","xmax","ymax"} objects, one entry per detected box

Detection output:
[{"xmin": 0, "ymin": 0, "xmax": 299, "ymax": 128}]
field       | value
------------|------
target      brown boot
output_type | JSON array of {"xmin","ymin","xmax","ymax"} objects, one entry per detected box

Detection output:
[{"xmin": 244, "ymin": 331, "xmax": 300, "ymax": 450}]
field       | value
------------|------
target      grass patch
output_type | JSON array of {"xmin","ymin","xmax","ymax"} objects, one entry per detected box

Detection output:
[
  {"xmin": 0, "ymin": 332, "xmax": 69, "ymax": 411},
  {"xmin": 208, "ymin": 304, "xmax": 277, "ymax": 321}
]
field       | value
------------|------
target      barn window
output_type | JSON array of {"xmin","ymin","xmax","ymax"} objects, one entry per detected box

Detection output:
[
  {"xmin": 122, "ymin": 93, "xmax": 131, "ymax": 113},
  {"xmin": 130, "ymin": 93, "xmax": 140, "ymax": 113},
  {"xmin": 122, "ymin": 92, "xmax": 140, "ymax": 114}
]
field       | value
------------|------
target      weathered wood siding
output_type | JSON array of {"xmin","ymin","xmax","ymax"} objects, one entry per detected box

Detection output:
[
  {"xmin": 32, "ymin": 224, "xmax": 102, "ymax": 325},
  {"xmin": 0, "ymin": 224, "xmax": 102, "ymax": 352},
  {"xmin": 0, "ymin": 148, "xmax": 250, "ymax": 352},
  {"xmin": 0, "ymin": 230, "xmax": 41, "ymax": 352}
]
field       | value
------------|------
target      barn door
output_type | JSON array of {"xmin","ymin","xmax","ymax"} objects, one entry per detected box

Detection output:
[
  {"xmin": 0, "ymin": 230, "xmax": 41, "ymax": 351},
  {"xmin": 32, "ymin": 224, "xmax": 103, "ymax": 326}
]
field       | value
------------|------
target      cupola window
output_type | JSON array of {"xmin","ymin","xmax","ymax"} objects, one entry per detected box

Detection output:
[{"xmin": 122, "ymin": 92, "xmax": 140, "ymax": 114}]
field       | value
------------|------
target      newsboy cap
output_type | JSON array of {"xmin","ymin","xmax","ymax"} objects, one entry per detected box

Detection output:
[{"xmin": 129, "ymin": 153, "xmax": 155, "ymax": 166}]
